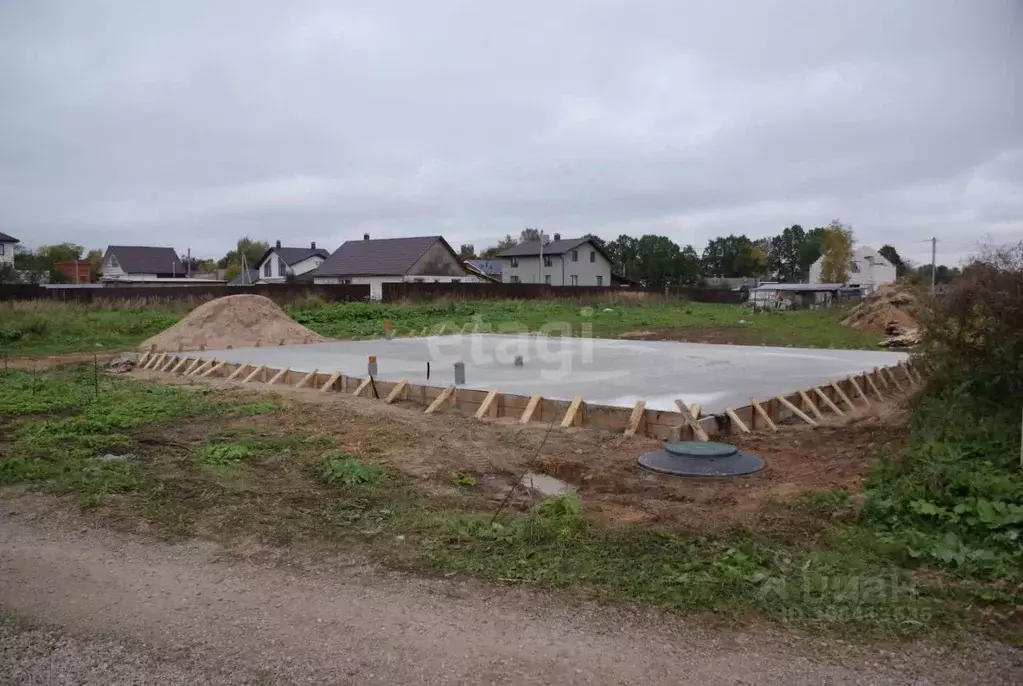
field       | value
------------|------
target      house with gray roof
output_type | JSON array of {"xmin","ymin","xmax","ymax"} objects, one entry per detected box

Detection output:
[
  {"xmin": 312, "ymin": 234, "xmax": 475, "ymax": 299},
  {"xmin": 254, "ymin": 240, "xmax": 329, "ymax": 283},
  {"xmin": 100, "ymin": 246, "xmax": 186, "ymax": 281},
  {"xmin": 498, "ymin": 234, "xmax": 612, "ymax": 286},
  {"xmin": 0, "ymin": 231, "xmax": 18, "ymax": 266}
]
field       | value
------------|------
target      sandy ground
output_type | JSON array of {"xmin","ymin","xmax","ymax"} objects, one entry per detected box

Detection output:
[{"xmin": 2, "ymin": 503, "xmax": 1020, "ymax": 685}]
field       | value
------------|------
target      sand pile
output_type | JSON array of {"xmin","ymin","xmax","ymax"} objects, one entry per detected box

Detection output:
[
  {"xmin": 842, "ymin": 283, "xmax": 921, "ymax": 335},
  {"xmin": 140, "ymin": 294, "xmax": 327, "ymax": 352}
]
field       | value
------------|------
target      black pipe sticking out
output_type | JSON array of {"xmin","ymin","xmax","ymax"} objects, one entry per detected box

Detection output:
[{"xmin": 426, "ymin": 362, "xmax": 430, "ymax": 380}]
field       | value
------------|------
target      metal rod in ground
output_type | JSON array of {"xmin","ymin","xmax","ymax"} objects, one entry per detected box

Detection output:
[
  {"xmin": 94, "ymin": 352, "xmax": 99, "ymax": 400},
  {"xmin": 369, "ymin": 374, "xmax": 379, "ymax": 399},
  {"xmin": 489, "ymin": 415, "xmax": 558, "ymax": 526}
]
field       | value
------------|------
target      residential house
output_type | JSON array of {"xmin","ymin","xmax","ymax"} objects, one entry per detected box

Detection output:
[
  {"xmin": 809, "ymin": 246, "xmax": 896, "ymax": 295},
  {"xmin": 464, "ymin": 259, "xmax": 502, "ymax": 283},
  {"xmin": 255, "ymin": 241, "xmax": 329, "ymax": 283},
  {"xmin": 100, "ymin": 246, "xmax": 186, "ymax": 281},
  {"xmin": 498, "ymin": 235, "xmax": 612, "ymax": 286},
  {"xmin": 227, "ymin": 269, "xmax": 260, "ymax": 286},
  {"xmin": 0, "ymin": 231, "xmax": 18, "ymax": 266},
  {"xmin": 312, "ymin": 234, "xmax": 474, "ymax": 299},
  {"xmin": 55, "ymin": 260, "xmax": 92, "ymax": 284}
]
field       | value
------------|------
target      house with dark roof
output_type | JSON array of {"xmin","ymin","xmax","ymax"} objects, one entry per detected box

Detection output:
[
  {"xmin": 312, "ymin": 234, "xmax": 475, "ymax": 299},
  {"xmin": 0, "ymin": 231, "xmax": 18, "ymax": 266},
  {"xmin": 100, "ymin": 246, "xmax": 186, "ymax": 281},
  {"xmin": 498, "ymin": 234, "xmax": 612, "ymax": 286},
  {"xmin": 254, "ymin": 240, "xmax": 329, "ymax": 283}
]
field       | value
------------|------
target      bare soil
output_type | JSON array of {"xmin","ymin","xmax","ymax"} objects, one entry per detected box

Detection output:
[
  {"xmin": 131, "ymin": 369, "xmax": 909, "ymax": 532},
  {"xmin": 139, "ymin": 294, "xmax": 327, "ymax": 352}
]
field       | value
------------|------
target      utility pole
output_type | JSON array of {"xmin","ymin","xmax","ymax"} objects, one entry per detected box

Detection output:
[{"xmin": 930, "ymin": 237, "xmax": 937, "ymax": 293}]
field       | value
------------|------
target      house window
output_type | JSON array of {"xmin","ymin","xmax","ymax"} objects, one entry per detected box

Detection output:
[
  {"xmin": 510, "ymin": 258, "xmax": 518, "ymax": 268},
  {"xmin": 590, "ymin": 251, "xmax": 596, "ymax": 263},
  {"xmin": 850, "ymin": 261, "xmax": 860, "ymax": 273},
  {"xmin": 596, "ymin": 275, "xmax": 603, "ymax": 286},
  {"xmin": 545, "ymin": 274, "xmax": 551, "ymax": 285},
  {"xmin": 0, "ymin": 244, "xmax": 4, "ymax": 256},
  {"xmin": 510, "ymin": 275, "xmax": 520, "ymax": 283},
  {"xmin": 543, "ymin": 256, "xmax": 553, "ymax": 267},
  {"xmin": 341, "ymin": 278, "xmax": 352, "ymax": 285},
  {"xmin": 451, "ymin": 278, "xmax": 460, "ymax": 283},
  {"xmin": 263, "ymin": 260, "xmax": 272, "ymax": 278},
  {"xmin": 571, "ymin": 250, "xmax": 578, "ymax": 262},
  {"xmin": 570, "ymin": 275, "xmax": 578, "ymax": 286}
]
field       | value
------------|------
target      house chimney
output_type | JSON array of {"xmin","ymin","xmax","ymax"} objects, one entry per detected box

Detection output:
[
  {"xmin": 275, "ymin": 239, "xmax": 281, "ymax": 249},
  {"xmin": 310, "ymin": 241, "xmax": 316, "ymax": 250},
  {"xmin": 554, "ymin": 233, "xmax": 561, "ymax": 241},
  {"xmin": 363, "ymin": 233, "xmax": 370, "ymax": 241}
]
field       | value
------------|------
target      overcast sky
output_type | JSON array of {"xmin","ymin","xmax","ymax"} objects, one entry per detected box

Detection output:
[{"xmin": 1, "ymin": 1, "xmax": 1020, "ymax": 265}]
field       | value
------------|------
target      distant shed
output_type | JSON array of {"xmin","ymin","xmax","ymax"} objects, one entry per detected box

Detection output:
[{"xmin": 750, "ymin": 283, "xmax": 857, "ymax": 310}]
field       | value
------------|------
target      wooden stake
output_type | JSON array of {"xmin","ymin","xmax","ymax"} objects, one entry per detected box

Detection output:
[
  {"xmin": 689, "ymin": 403, "xmax": 701, "ymax": 419},
  {"xmin": 865, "ymin": 372, "xmax": 885, "ymax": 402},
  {"xmin": 813, "ymin": 386, "xmax": 844, "ymax": 416},
  {"xmin": 560, "ymin": 395, "xmax": 584, "ymax": 429},
  {"xmin": 798, "ymin": 390, "xmax": 824, "ymax": 421},
  {"xmin": 425, "ymin": 386, "xmax": 455, "ymax": 414},
  {"xmin": 623, "ymin": 400, "xmax": 647, "ymax": 437},
  {"xmin": 847, "ymin": 375, "xmax": 870, "ymax": 407},
  {"xmin": 519, "ymin": 394, "xmax": 543, "ymax": 424},
  {"xmin": 873, "ymin": 366, "xmax": 891, "ymax": 391},
  {"xmin": 183, "ymin": 358, "xmax": 203, "ymax": 375},
  {"xmin": 226, "ymin": 363, "xmax": 249, "ymax": 381},
  {"xmin": 162, "ymin": 356, "xmax": 180, "ymax": 372},
  {"xmin": 242, "ymin": 365, "xmax": 265, "ymax": 383},
  {"xmin": 775, "ymin": 395, "xmax": 818, "ymax": 426},
  {"xmin": 474, "ymin": 390, "xmax": 499, "ymax": 419},
  {"xmin": 749, "ymin": 397, "xmax": 778, "ymax": 432},
  {"xmin": 883, "ymin": 366, "xmax": 904, "ymax": 392},
  {"xmin": 145, "ymin": 353, "xmax": 165, "ymax": 370},
  {"xmin": 187, "ymin": 360, "xmax": 214, "ymax": 377},
  {"xmin": 675, "ymin": 399, "xmax": 709, "ymax": 441},
  {"xmin": 294, "ymin": 369, "xmax": 318, "ymax": 389},
  {"xmin": 319, "ymin": 371, "xmax": 342, "ymax": 392},
  {"xmin": 385, "ymin": 379, "xmax": 409, "ymax": 403},
  {"xmin": 352, "ymin": 377, "xmax": 373, "ymax": 397},
  {"xmin": 137, "ymin": 352, "xmax": 150, "ymax": 367},
  {"xmin": 200, "ymin": 361, "xmax": 226, "ymax": 378},
  {"xmin": 170, "ymin": 357, "xmax": 192, "ymax": 374},
  {"xmin": 267, "ymin": 367, "xmax": 290, "ymax": 385},
  {"xmin": 725, "ymin": 408, "xmax": 750, "ymax": 434},
  {"xmin": 830, "ymin": 380, "xmax": 856, "ymax": 411}
]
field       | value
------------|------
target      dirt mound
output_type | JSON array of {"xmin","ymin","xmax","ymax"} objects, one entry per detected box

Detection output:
[
  {"xmin": 842, "ymin": 283, "xmax": 921, "ymax": 335},
  {"xmin": 140, "ymin": 294, "xmax": 327, "ymax": 352}
]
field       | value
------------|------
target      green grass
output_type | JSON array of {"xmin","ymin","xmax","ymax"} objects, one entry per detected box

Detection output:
[
  {"xmin": 1, "ymin": 365, "xmax": 1016, "ymax": 643},
  {"xmin": 0, "ymin": 298, "xmax": 880, "ymax": 356}
]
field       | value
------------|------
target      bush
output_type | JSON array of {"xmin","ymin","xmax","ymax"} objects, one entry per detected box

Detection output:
[
  {"xmin": 861, "ymin": 243, "xmax": 1023, "ymax": 579},
  {"xmin": 321, "ymin": 453, "xmax": 382, "ymax": 487}
]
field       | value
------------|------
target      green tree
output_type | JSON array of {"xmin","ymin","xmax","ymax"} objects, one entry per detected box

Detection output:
[
  {"xmin": 217, "ymin": 237, "xmax": 269, "ymax": 270},
  {"xmin": 634, "ymin": 234, "xmax": 682, "ymax": 287},
  {"xmin": 605, "ymin": 234, "xmax": 640, "ymax": 277},
  {"xmin": 86, "ymin": 249, "xmax": 103, "ymax": 282},
  {"xmin": 479, "ymin": 235, "xmax": 517, "ymax": 258},
  {"xmin": 458, "ymin": 244, "xmax": 476, "ymax": 260},
  {"xmin": 519, "ymin": 227, "xmax": 541, "ymax": 243},
  {"xmin": 734, "ymin": 241, "xmax": 769, "ymax": 277},
  {"xmin": 769, "ymin": 225, "xmax": 807, "ymax": 281},
  {"xmin": 798, "ymin": 227, "xmax": 828, "ymax": 280},
  {"xmin": 878, "ymin": 244, "xmax": 909, "ymax": 276},
  {"xmin": 818, "ymin": 220, "xmax": 854, "ymax": 283}
]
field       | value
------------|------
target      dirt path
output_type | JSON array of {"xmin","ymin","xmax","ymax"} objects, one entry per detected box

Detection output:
[{"xmin": 0, "ymin": 507, "xmax": 1018, "ymax": 685}]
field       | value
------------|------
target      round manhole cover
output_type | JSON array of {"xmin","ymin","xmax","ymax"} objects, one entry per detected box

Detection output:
[
  {"xmin": 638, "ymin": 448, "xmax": 765, "ymax": 477},
  {"xmin": 664, "ymin": 441, "xmax": 738, "ymax": 458}
]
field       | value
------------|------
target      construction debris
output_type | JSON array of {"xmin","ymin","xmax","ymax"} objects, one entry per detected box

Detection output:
[
  {"xmin": 842, "ymin": 283, "xmax": 922, "ymax": 347},
  {"xmin": 139, "ymin": 295, "xmax": 327, "ymax": 352}
]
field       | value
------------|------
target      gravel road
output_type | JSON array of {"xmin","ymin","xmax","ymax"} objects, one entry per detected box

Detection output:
[{"xmin": 0, "ymin": 506, "xmax": 1019, "ymax": 685}]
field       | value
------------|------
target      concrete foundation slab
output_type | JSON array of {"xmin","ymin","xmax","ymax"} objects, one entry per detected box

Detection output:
[{"xmin": 179, "ymin": 334, "xmax": 907, "ymax": 413}]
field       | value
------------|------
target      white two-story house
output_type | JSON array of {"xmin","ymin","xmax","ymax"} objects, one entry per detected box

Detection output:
[
  {"xmin": 498, "ymin": 235, "xmax": 612, "ymax": 286},
  {"xmin": 0, "ymin": 231, "xmax": 19, "ymax": 265},
  {"xmin": 810, "ymin": 245, "xmax": 896, "ymax": 295}
]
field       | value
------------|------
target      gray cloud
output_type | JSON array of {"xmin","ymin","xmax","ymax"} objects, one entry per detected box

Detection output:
[{"xmin": 1, "ymin": 0, "xmax": 1020, "ymax": 266}]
